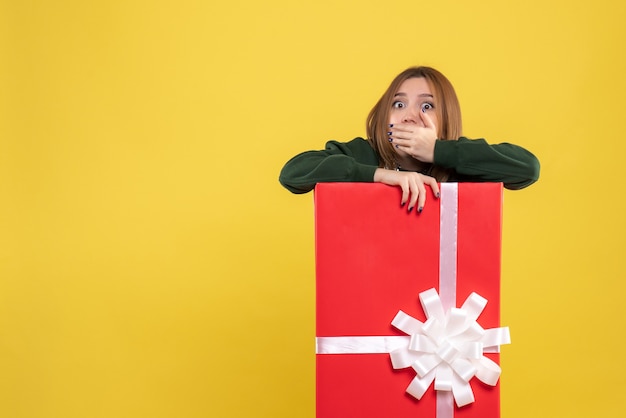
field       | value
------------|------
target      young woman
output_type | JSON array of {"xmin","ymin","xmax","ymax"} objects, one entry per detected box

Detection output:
[{"xmin": 279, "ymin": 66, "xmax": 540, "ymax": 212}]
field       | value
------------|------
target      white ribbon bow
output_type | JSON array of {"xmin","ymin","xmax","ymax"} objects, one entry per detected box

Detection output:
[{"xmin": 389, "ymin": 288, "xmax": 511, "ymax": 407}]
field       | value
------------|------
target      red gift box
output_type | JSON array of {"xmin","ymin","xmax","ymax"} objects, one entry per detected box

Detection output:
[{"xmin": 314, "ymin": 182, "xmax": 506, "ymax": 418}]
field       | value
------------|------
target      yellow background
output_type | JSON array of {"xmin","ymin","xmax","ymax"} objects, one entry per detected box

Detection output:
[{"xmin": 1, "ymin": 0, "xmax": 624, "ymax": 417}]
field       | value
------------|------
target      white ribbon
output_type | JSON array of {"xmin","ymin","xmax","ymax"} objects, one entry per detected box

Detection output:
[
  {"xmin": 389, "ymin": 288, "xmax": 510, "ymax": 407},
  {"xmin": 315, "ymin": 288, "xmax": 510, "ymax": 408},
  {"xmin": 436, "ymin": 182, "xmax": 458, "ymax": 418},
  {"xmin": 316, "ymin": 183, "xmax": 510, "ymax": 412}
]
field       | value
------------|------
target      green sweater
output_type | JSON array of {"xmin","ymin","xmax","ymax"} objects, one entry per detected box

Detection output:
[{"xmin": 279, "ymin": 137, "xmax": 540, "ymax": 193}]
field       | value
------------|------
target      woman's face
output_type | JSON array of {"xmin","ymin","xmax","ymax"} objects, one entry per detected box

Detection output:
[{"xmin": 388, "ymin": 77, "xmax": 438, "ymax": 129}]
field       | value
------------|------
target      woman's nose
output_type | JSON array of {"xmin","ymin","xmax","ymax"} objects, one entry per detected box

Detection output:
[{"xmin": 402, "ymin": 108, "xmax": 418, "ymax": 123}]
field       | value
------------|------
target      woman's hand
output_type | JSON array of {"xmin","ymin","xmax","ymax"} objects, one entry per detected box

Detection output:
[
  {"xmin": 374, "ymin": 168, "xmax": 440, "ymax": 213},
  {"xmin": 388, "ymin": 111, "xmax": 437, "ymax": 162}
]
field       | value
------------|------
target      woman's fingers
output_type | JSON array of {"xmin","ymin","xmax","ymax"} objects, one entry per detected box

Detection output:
[
  {"xmin": 415, "ymin": 180, "xmax": 427, "ymax": 213},
  {"xmin": 400, "ymin": 182, "xmax": 410, "ymax": 208},
  {"xmin": 419, "ymin": 110, "xmax": 437, "ymax": 130},
  {"xmin": 423, "ymin": 175, "xmax": 440, "ymax": 199},
  {"xmin": 389, "ymin": 121, "xmax": 437, "ymax": 163},
  {"xmin": 407, "ymin": 179, "xmax": 420, "ymax": 212},
  {"xmin": 373, "ymin": 169, "xmax": 439, "ymax": 214},
  {"xmin": 405, "ymin": 175, "xmax": 429, "ymax": 214}
]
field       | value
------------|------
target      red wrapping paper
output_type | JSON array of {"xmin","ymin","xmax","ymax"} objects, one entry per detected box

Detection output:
[{"xmin": 314, "ymin": 182, "xmax": 503, "ymax": 418}]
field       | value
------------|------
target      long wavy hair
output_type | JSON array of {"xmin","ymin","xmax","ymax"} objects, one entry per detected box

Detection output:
[{"xmin": 366, "ymin": 66, "xmax": 462, "ymax": 181}]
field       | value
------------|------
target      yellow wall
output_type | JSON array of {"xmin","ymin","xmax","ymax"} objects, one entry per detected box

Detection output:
[{"xmin": 1, "ymin": 0, "xmax": 624, "ymax": 417}]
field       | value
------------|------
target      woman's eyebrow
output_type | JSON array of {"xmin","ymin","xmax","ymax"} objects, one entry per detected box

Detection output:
[{"xmin": 393, "ymin": 92, "xmax": 434, "ymax": 98}]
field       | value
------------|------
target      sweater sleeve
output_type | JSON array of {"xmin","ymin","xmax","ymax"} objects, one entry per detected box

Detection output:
[
  {"xmin": 434, "ymin": 137, "xmax": 540, "ymax": 190},
  {"xmin": 279, "ymin": 138, "xmax": 380, "ymax": 194}
]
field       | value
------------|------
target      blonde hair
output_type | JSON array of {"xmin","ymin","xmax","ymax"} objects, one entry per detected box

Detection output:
[{"xmin": 366, "ymin": 66, "xmax": 462, "ymax": 181}]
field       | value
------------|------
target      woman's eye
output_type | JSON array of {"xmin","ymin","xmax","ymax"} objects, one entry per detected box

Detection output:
[
  {"xmin": 421, "ymin": 102, "xmax": 434, "ymax": 112},
  {"xmin": 392, "ymin": 101, "xmax": 405, "ymax": 109}
]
